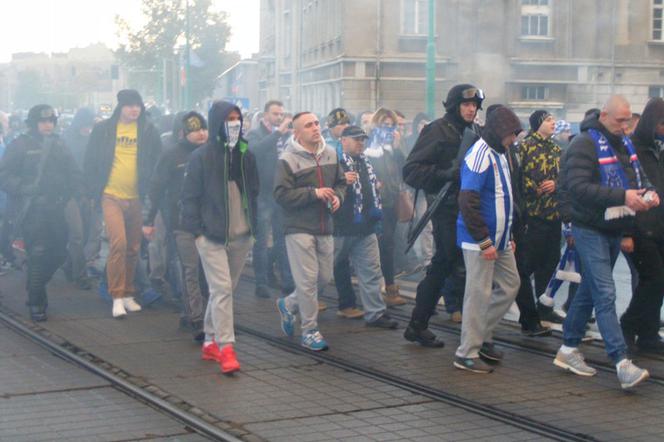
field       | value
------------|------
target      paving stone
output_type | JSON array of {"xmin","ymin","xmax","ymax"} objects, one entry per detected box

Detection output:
[{"xmin": 4, "ymin": 267, "xmax": 664, "ymax": 441}]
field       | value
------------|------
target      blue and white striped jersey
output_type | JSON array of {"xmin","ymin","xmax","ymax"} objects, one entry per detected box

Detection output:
[{"xmin": 456, "ymin": 138, "xmax": 514, "ymax": 251}]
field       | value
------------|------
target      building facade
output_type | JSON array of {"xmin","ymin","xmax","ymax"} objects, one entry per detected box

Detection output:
[
  {"xmin": 257, "ymin": 0, "xmax": 664, "ymax": 122},
  {"xmin": 0, "ymin": 44, "xmax": 124, "ymax": 113}
]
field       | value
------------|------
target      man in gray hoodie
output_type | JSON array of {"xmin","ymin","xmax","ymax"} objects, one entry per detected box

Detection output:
[{"xmin": 274, "ymin": 112, "xmax": 346, "ymax": 351}]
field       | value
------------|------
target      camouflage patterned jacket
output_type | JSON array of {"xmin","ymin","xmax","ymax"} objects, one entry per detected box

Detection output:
[{"xmin": 518, "ymin": 131, "xmax": 561, "ymax": 222}]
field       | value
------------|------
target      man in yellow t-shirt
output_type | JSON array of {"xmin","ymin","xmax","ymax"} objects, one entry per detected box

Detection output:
[{"xmin": 83, "ymin": 89, "xmax": 162, "ymax": 318}]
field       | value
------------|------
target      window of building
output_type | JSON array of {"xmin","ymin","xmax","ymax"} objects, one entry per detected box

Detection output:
[
  {"xmin": 402, "ymin": 0, "xmax": 429, "ymax": 35},
  {"xmin": 522, "ymin": 86, "xmax": 548, "ymax": 100},
  {"xmin": 654, "ymin": 0, "xmax": 664, "ymax": 40},
  {"xmin": 521, "ymin": 0, "xmax": 551, "ymax": 37},
  {"xmin": 649, "ymin": 85, "xmax": 664, "ymax": 98}
]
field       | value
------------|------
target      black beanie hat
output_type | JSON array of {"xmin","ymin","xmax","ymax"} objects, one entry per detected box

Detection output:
[
  {"xmin": 26, "ymin": 104, "xmax": 57, "ymax": 129},
  {"xmin": 117, "ymin": 89, "xmax": 143, "ymax": 107},
  {"xmin": 182, "ymin": 111, "xmax": 207, "ymax": 136},
  {"xmin": 529, "ymin": 110, "xmax": 551, "ymax": 132}
]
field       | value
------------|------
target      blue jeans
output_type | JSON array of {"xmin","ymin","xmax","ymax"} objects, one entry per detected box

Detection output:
[
  {"xmin": 563, "ymin": 225, "xmax": 627, "ymax": 364},
  {"xmin": 334, "ymin": 234, "xmax": 387, "ymax": 323},
  {"xmin": 253, "ymin": 198, "xmax": 294, "ymax": 293}
]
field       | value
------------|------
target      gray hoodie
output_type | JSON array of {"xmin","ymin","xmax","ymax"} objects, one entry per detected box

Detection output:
[{"xmin": 273, "ymin": 136, "xmax": 346, "ymax": 235}]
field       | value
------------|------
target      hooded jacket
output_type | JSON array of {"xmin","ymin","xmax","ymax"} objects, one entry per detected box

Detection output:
[
  {"xmin": 457, "ymin": 106, "xmax": 522, "ymax": 250},
  {"xmin": 403, "ymin": 111, "xmax": 479, "ymax": 214},
  {"xmin": 180, "ymin": 101, "xmax": 259, "ymax": 243},
  {"xmin": 562, "ymin": 115, "xmax": 648, "ymax": 235},
  {"xmin": 273, "ymin": 136, "xmax": 346, "ymax": 236},
  {"xmin": 83, "ymin": 101, "xmax": 162, "ymax": 202},
  {"xmin": 631, "ymin": 97, "xmax": 664, "ymax": 239}
]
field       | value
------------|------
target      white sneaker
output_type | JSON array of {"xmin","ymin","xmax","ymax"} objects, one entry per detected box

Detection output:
[
  {"xmin": 112, "ymin": 299, "xmax": 127, "ymax": 318},
  {"xmin": 616, "ymin": 359, "xmax": 650, "ymax": 389},
  {"xmin": 123, "ymin": 297, "xmax": 142, "ymax": 312}
]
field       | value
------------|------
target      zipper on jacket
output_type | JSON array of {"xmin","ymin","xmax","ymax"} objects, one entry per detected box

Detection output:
[
  {"xmin": 240, "ymin": 151, "xmax": 253, "ymax": 237},
  {"xmin": 314, "ymin": 153, "xmax": 326, "ymax": 235},
  {"xmin": 224, "ymin": 145, "xmax": 230, "ymax": 246}
]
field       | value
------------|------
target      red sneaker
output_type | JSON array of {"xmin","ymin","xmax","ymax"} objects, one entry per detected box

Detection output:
[
  {"xmin": 219, "ymin": 344, "xmax": 241, "ymax": 374},
  {"xmin": 201, "ymin": 342, "xmax": 222, "ymax": 362}
]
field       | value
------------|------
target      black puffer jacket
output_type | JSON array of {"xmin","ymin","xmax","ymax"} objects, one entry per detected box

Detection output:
[
  {"xmin": 632, "ymin": 97, "xmax": 664, "ymax": 239},
  {"xmin": 180, "ymin": 101, "xmax": 259, "ymax": 242},
  {"xmin": 403, "ymin": 112, "xmax": 478, "ymax": 213},
  {"xmin": 83, "ymin": 105, "xmax": 162, "ymax": 202},
  {"xmin": 562, "ymin": 116, "xmax": 645, "ymax": 235}
]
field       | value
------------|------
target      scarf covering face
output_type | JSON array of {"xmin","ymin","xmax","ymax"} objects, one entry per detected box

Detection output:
[
  {"xmin": 589, "ymin": 128, "xmax": 643, "ymax": 220},
  {"xmin": 225, "ymin": 120, "xmax": 242, "ymax": 148},
  {"xmin": 340, "ymin": 153, "xmax": 382, "ymax": 224}
]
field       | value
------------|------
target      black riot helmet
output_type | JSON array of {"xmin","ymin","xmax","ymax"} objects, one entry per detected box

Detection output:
[
  {"xmin": 26, "ymin": 104, "xmax": 58, "ymax": 130},
  {"xmin": 443, "ymin": 84, "xmax": 485, "ymax": 113}
]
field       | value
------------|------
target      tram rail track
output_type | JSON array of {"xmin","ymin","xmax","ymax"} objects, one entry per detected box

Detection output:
[
  {"xmin": 0, "ymin": 307, "xmax": 244, "ymax": 442},
  {"xmin": 235, "ymin": 323, "xmax": 594, "ymax": 442},
  {"xmin": 2, "ymin": 291, "xmax": 595, "ymax": 442},
  {"xmin": 241, "ymin": 273, "xmax": 664, "ymax": 385}
]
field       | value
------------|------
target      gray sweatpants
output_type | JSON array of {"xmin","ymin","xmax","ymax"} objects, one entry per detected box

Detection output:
[
  {"xmin": 456, "ymin": 248, "xmax": 520, "ymax": 359},
  {"xmin": 284, "ymin": 233, "xmax": 334, "ymax": 335},
  {"xmin": 196, "ymin": 234, "xmax": 253, "ymax": 345}
]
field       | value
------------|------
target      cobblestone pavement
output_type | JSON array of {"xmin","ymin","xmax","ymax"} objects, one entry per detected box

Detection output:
[
  {"xmin": 0, "ymin": 323, "xmax": 208, "ymax": 441},
  {"xmin": 1, "ymin": 260, "xmax": 663, "ymax": 441}
]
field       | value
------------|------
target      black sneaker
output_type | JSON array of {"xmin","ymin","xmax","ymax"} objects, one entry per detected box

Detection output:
[
  {"xmin": 255, "ymin": 284, "xmax": 271, "ymax": 299},
  {"xmin": 538, "ymin": 305, "xmax": 565, "ymax": 324},
  {"xmin": 454, "ymin": 356, "xmax": 494, "ymax": 373},
  {"xmin": 521, "ymin": 323, "xmax": 552, "ymax": 337},
  {"xmin": 479, "ymin": 343, "xmax": 504, "ymax": 362},
  {"xmin": 404, "ymin": 325, "xmax": 445, "ymax": 348},
  {"xmin": 637, "ymin": 338, "xmax": 664, "ymax": 355},
  {"xmin": 367, "ymin": 314, "xmax": 399, "ymax": 329}
]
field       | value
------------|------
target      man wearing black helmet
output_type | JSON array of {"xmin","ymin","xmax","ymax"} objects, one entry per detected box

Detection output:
[
  {"xmin": 402, "ymin": 84, "xmax": 484, "ymax": 347},
  {"xmin": 0, "ymin": 105, "xmax": 83, "ymax": 321}
]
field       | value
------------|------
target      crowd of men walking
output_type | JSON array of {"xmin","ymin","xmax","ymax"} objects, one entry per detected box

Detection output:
[{"xmin": 0, "ymin": 84, "xmax": 662, "ymax": 390}]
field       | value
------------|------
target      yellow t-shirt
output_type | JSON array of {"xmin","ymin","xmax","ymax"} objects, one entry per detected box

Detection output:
[{"xmin": 104, "ymin": 121, "xmax": 139, "ymax": 199}]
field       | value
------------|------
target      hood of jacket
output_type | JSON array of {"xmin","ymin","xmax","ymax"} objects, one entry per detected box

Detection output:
[
  {"xmin": 633, "ymin": 97, "xmax": 664, "ymax": 148},
  {"xmin": 481, "ymin": 106, "xmax": 522, "ymax": 153},
  {"xmin": 208, "ymin": 100, "xmax": 243, "ymax": 148},
  {"xmin": 285, "ymin": 134, "xmax": 327, "ymax": 158}
]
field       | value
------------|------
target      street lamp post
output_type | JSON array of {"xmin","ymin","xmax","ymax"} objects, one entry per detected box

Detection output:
[
  {"xmin": 184, "ymin": 0, "xmax": 191, "ymax": 109},
  {"xmin": 426, "ymin": 0, "xmax": 436, "ymax": 118}
]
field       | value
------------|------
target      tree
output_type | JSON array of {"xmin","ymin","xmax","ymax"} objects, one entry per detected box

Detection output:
[{"xmin": 115, "ymin": 0, "xmax": 239, "ymax": 108}]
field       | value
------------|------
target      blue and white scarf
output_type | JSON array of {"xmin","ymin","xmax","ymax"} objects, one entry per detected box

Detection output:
[
  {"xmin": 538, "ymin": 224, "xmax": 582, "ymax": 308},
  {"xmin": 589, "ymin": 128, "xmax": 643, "ymax": 220},
  {"xmin": 340, "ymin": 153, "xmax": 382, "ymax": 224}
]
